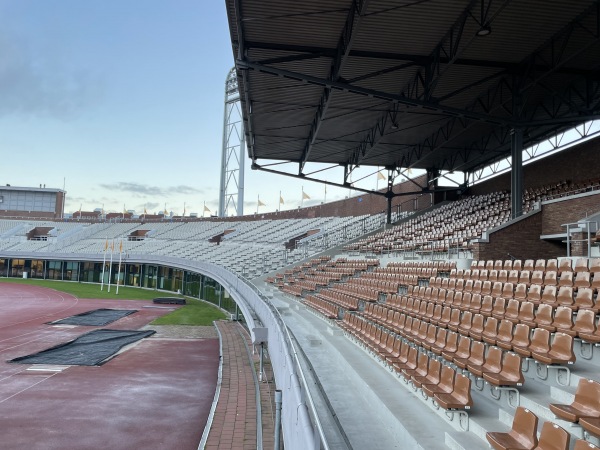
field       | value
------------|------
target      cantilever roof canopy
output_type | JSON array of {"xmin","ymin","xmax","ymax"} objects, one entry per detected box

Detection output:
[{"xmin": 226, "ymin": 0, "xmax": 600, "ymax": 189}]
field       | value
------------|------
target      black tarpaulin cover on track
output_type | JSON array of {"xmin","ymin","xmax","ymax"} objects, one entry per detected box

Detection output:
[
  {"xmin": 9, "ymin": 329, "xmax": 156, "ymax": 366},
  {"xmin": 49, "ymin": 309, "xmax": 137, "ymax": 326}
]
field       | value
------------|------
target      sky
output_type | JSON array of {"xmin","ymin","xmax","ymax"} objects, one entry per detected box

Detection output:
[
  {"xmin": 1, "ymin": 1, "xmax": 595, "ymax": 218},
  {"xmin": 0, "ymin": 0, "xmax": 384, "ymax": 217}
]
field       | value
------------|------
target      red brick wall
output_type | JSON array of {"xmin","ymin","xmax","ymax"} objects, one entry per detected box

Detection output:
[
  {"xmin": 472, "ymin": 211, "xmax": 564, "ymax": 261},
  {"xmin": 541, "ymin": 192, "xmax": 600, "ymax": 235}
]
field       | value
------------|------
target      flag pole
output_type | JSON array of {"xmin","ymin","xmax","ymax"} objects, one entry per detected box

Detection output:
[
  {"xmin": 116, "ymin": 240, "xmax": 122, "ymax": 295},
  {"xmin": 100, "ymin": 238, "xmax": 107, "ymax": 290},
  {"xmin": 108, "ymin": 240, "xmax": 114, "ymax": 293},
  {"xmin": 301, "ymin": 186, "xmax": 304, "ymax": 208}
]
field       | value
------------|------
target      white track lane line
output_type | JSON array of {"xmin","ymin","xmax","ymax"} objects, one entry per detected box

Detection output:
[{"xmin": 0, "ymin": 372, "xmax": 59, "ymax": 405}]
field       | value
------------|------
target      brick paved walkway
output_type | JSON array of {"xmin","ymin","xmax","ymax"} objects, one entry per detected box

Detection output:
[{"xmin": 206, "ymin": 321, "xmax": 258, "ymax": 450}]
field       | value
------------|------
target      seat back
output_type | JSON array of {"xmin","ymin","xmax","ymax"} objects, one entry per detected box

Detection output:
[
  {"xmin": 531, "ymin": 270, "xmax": 544, "ymax": 285},
  {"xmin": 505, "ymin": 299, "xmax": 520, "ymax": 321},
  {"xmin": 512, "ymin": 323, "xmax": 531, "ymax": 348},
  {"xmin": 547, "ymin": 259, "xmax": 558, "ymax": 272},
  {"xmin": 514, "ymin": 283, "xmax": 528, "ymax": 300},
  {"xmin": 529, "ymin": 328, "xmax": 551, "ymax": 353},
  {"xmin": 459, "ymin": 311, "xmax": 473, "ymax": 330},
  {"xmin": 497, "ymin": 319, "xmax": 514, "ymax": 342},
  {"xmin": 502, "ymin": 352, "xmax": 524, "ymax": 383},
  {"xmin": 492, "ymin": 297, "xmax": 506, "ymax": 317},
  {"xmin": 488, "ymin": 270, "xmax": 499, "ymax": 282},
  {"xmin": 481, "ymin": 281, "xmax": 492, "ymax": 296},
  {"xmin": 535, "ymin": 259, "xmax": 546, "ymax": 272},
  {"xmin": 518, "ymin": 301, "xmax": 535, "ymax": 323},
  {"xmin": 469, "ymin": 340, "xmax": 486, "ymax": 365},
  {"xmin": 523, "ymin": 259, "xmax": 535, "ymax": 271},
  {"xmin": 574, "ymin": 258, "xmax": 589, "ymax": 273},
  {"xmin": 438, "ymin": 365, "xmax": 456, "ymax": 392},
  {"xmin": 508, "ymin": 270, "xmax": 520, "ymax": 284},
  {"xmin": 551, "ymin": 332, "xmax": 576, "ymax": 363},
  {"xmin": 510, "ymin": 407, "xmax": 539, "ymax": 449},
  {"xmin": 452, "ymin": 373, "xmax": 473, "ymax": 408},
  {"xmin": 574, "ymin": 272, "xmax": 591, "ymax": 288},
  {"xmin": 573, "ymin": 439, "xmax": 600, "ymax": 450},
  {"xmin": 542, "ymin": 285, "xmax": 558, "ymax": 304},
  {"xmin": 544, "ymin": 271, "xmax": 558, "ymax": 286},
  {"xmin": 535, "ymin": 422, "xmax": 570, "ymax": 450},
  {"xmin": 481, "ymin": 295, "xmax": 494, "ymax": 315},
  {"xmin": 559, "ymin": 271, "xmax": 574, "ymax": 287},
  {"xmin": 573, "ymin": 309, "xmax": 596, "ymax": 335},
  {"xmin": 483, "ymin": 346, "xmax": 503, "ymax": 372},
  {"xmin": 471, "ymin": 314, "xmax": 485, "ymax": 335},
  {"xmin": 527, "ymin": 284, "xmax": 542, "ymax": 302},
  {"xmin": 535, "ymin": 303, "xmax": 554, "ymax": 325},
  {"xmin": 502, "ymin": 282, "xmax": 514, "ymax": 299},
  {"xmin": 558, "ymin": 259, "xmax": 573, "ymax": 274},
  {"xmin": 574, "ymin": 379, "xmax": 600, "ymax": 412},
  {"xmin": 553, "ymin": 306, "xmax": 574, "ymax": 330}
]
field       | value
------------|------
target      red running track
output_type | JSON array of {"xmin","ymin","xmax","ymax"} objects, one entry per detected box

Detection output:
[{"xmin": 0, "ymin": 282, "xmax": 219, "ymax": 450}]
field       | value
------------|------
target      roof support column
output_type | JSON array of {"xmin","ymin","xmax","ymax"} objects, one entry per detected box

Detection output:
[
  {"xmin": 510, "ymin": 127, "xmax": 523, "ymax": 219},
  {"xmin": 385, "ymin": 170, "xmax": 394, "ymax": 225}
]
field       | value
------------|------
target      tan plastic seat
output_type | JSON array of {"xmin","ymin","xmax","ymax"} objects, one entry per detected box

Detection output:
[
  {"xmin": 514, "ymin": 283, "xmax": 528, "ymax": 301},
  {"xmin": 574, "ymin": 272, "xmax": 591, "ymax": 288},
  {"xmin": 479, "ymin": 270, "xmax": 489, "ymax": 281},
  {"xmin": 573, "ymin": 439, "xmax": 600, "ymax": 450},
  {"xmin": 508, "ymin": 270, "xmax": 520, "ymax": 284},
  {"xmin": 573, "ymin": 308, "xmax": 597, "ymax": 338},
  {"xmin": 482, "ymin": 316, "xmax": 500, "ymax": 345},
  {"xmin": 541, "ymin": 285, "xmax": 558, "ymax": 306},
  {"xmin": 455, "ymin": 339, "xmax": 484, "ymax": 370},
  {"xmin": 579, "ymin": 417, "xmax": 600, "ymax": 438},
  {"xmin": 530, "ymin": 270, "xmax": 544, "ymax": 286},
  {"xmin": 558, "ymin": 259, "xmax": 573, "ymax": 274},
  {"xmin": 526, "ymin": 328, "xmax": 551, "ymax": 358},
  {"xmin": 492, "ymin": 297, "xmax": 507, "ymax": 320},
  {"xmin": 458, "ymin": 311, "xmax": 473, "ymax": 335},
  {"xmin": 421, "ymin": 324, "xmax": 438, "ymax": 351},
  {"xmin": 534, "ymin": 259, "xmax": 546, "ymax": 272},
  {"xmin": 496, "ymin": 319, "xmax": 515, "ymax": 350},
  {"xmin": 559, "ymin": 271, "xmax": 574, "ymax": 287},
  {"xmin": 552, "ymin": 306, "xmax": 576, "ymax": 336},
  {"xmin": 468, "ymin": 345, "xmax": 502, "ymax": 378},
  {"xmin": 445, "ymin": 335, "xmax": 471, "ymax": 364},
  {"xmin": 527, "ymin": 284, "xmax": 542, "ymax": 304},
  {"xmin": 481, "ymin": 280, "xmax": 492, "ymax": 296},
  {"xmin": 430, "ymin": 328, "xmax": 449, "ymax": 355},
  {"xmin": 401, "ymin": 351, "xmax": 429, "ymax": 381},
  {"xmin": 483, "ymin": 352, "xmax": 524, "ymax": 386},
  {"xmin": 556, "ymin": 286, "xmax": 574, "ymax": 307},
  {"xmin": 534, "ymin": 303, "xmax": 556, "ymax": 331},
  {"xmin": 511, "ymin": 324, "xmax": 532, "ymax": 357},
  {"xmin": 523, "ymin": 260, "xmax": 535, "ymax": 272},
  {"xmin": 505, "ymin": 299, "xmax": 521, "ymax": 323},
  {"xmin": 549, "ymin": 378, "xmax": 600, "ymax": 422},
  {"xmin": 386, "ymin": 339, "xmax": 409, "ymax": 366},
  {"xmin": 533, "ymin": 422, "xmax": 570, "ymax": 450},
  {"xmin": 486, "ymin": 406, "xmax": 539, "ymax": 450},
  {"xmin": 434, "ymin": 373, "xmax": 473, "ymax": 410},
  {"xmin": 489, "ymin": 270, "xmax": 499, "ymax": 282},
  {"xmin": 573, "ymin": 288, "xmax": 599, "ymax": 312},
  {"xmin": 547, "ymin": 259, "xmax": 558, "ymax": 272},
  {"xmin": 544, "ymin": 271, "xmax": 558, "ymax": 286},
  {"xmin": 513, "ymin": 260, "xmax": 523, "ymax": 271},
  {"xmin": 411, "ymin": 357, "xmax": 441, "ymax": 389},
  {"xmin": 469, "ymin": 314, "xmax": 485, "ymax": 341},
  {"xmin": 518, "ymin": 301, "xmax": 536, "ymax": 328},
  {"xmin": 438, "ymin": 331, "xmax": 459, "ymax": 358},
  {"xmin": 502, "ymin": 260, "xmax": 513, "ymax": 271},
  {"xmin": 498, "ymin": 270, "xmax": 509, "ymax": 283},
  {"xmin": 469, "ymin": 293, "xmax": 483, "ymax": 314},
  {"xmin": 422, "ymin": 364, "xmax": 455, "ymax": 398},
  {"xmin": 393, "ymin": 345, "xmax": 418, "ymax": 373},
  {"xmin": 459, "ymin": 292, "xmax": 472, "ymax": 311},
  {"xmin": 481, "ymin": 295, "xmax": 494, "ymax": 316},
  {"xmin": 590, "ymin": 259, "xmax": 600, "ymax": 274},
  {"xmin": 531, "ymin": 332, "xmax": 576, "ymax": 365},
  {"xmin": 574, "ymin": 258, "xmax": 590, "ymax": 273}
]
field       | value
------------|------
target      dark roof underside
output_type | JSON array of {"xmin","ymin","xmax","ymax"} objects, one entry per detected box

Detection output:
[{"xmin": 226, "ymin": 0, "xmax": 600, "ymax": 175}]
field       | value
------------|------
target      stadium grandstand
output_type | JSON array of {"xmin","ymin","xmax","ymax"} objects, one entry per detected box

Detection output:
[{"xmin": 2, "ymin": 1, "xmax": 600, "ymax": 449}]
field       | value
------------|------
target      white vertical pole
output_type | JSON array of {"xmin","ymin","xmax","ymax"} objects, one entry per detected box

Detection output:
[
  {"xmin": 108, "ymin": 241, "xmax": 114, "ymax": 293},
  {"xmin": 116, "ymin": 242, "xmax": 122, "ymax": 295}
]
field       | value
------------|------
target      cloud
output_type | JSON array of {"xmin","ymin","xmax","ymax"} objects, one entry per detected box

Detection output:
[
  {"xmin": 99, "ymin": 182, "xmax": 203, "ymax": 197},
  {"xmin": 0, "ymin": 31, "xmax": 101, "ymax": 119}
]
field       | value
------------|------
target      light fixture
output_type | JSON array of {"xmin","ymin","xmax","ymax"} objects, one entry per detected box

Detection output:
[
  {"xmin": 390, "ymin": 122, "xmax": 398, "ymax": 130},
  {"xmin": 476, "ymin": 24, "xmax": 491, "ymax": 36}
]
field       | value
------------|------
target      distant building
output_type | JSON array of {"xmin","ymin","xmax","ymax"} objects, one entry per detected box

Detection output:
[{"xmin": 0, "ymin": 186, "xmax": 65, "ymax": 219}]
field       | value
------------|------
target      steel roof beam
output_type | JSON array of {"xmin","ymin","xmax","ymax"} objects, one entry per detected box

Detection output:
[
  {"xmin": 298, "ymin": 0, "xmax": 371, "ymax": 174},
  {"xmin": 403, "ymin": 2, "xmax": 600, "ymax": 172}
]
